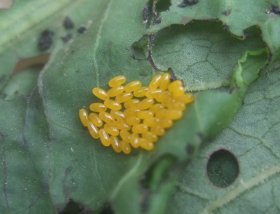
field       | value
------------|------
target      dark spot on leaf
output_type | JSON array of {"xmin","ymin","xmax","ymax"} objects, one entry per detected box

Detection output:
[
  {"xmin": 38, "ymin": 30, "xmax": 54, "ymax": 51},
  {"xmin": 63, "ymin": 16, "xmax": 74, "ymax": 30},
  {"xmin": 100, "ymin": 202, "xmax": 114, "ymax": 214},
  {"xmin": 148, "ymin": 34, "xmax": 156, "ymax": 46},
  {"xmin": 178, "ymin": 0, "xmax": 198, "ymax": 8},
  {"xmin": 61, "ymin": 34, "xmax": 72, "ymax": 43},
  {"xmin": 186, "ymin": 144, "xmax": 195, "ymax": 156},
  {"xmin": 270, "ymin": 5, "xmax": 280, "ymax": 15},
  {"xmin": 59, "ymin": 199, "xmax": 93, "ymax": 214},
  {"xmin": 207, "ymin": 149, "xmax": 239, "ymax": 188},
  {"xmin": 77, "ymin": 26, "xmax": 87, "ymax": 34},
  {"xmin": 153, "ymin": 15, "xmax": 161, "ymax": 24},
  {"xmin": 143, "ymin": 4, "xmax": 150, "ymax": 24},
  {"xmin": 222, "ymin": 9, "xmax": 231, "ymax": 16}
]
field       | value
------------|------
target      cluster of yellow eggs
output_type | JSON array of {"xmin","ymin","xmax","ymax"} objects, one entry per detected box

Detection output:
[{"xmin": 79, "ymin": 73, "xmax": 194, "ymax": 154}]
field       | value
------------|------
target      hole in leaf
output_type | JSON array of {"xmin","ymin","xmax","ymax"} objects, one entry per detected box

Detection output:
[
  {"xmin": 156, "ymin": 0, "xmax": 171, "ymax": 12},
  {"xmin": 207, "ymin": 149, "xmax": 239, "ymax": 188}
]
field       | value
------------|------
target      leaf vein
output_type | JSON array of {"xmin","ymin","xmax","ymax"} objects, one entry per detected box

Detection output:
[
  {"xmin": 201, "ymin": 164, "xmax": 280, "ymax": 214},
  {"xmin": 92, "ymin": 0, "xmax": 112, "ymax": 87}
]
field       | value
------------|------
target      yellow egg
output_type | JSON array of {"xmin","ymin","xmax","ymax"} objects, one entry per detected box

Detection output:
[
  {"xmin": 124, "ymin": 108, "xmax": 139, "ymax": 117},
  {"xmin": 165, "ymin": 110, "xmax": 183, "ymax": 120},
  {"xmin": 109, "ymin": 75, "xmax": 126, "ymax": 87},
  {"xmin": 104, "ymin": 99, "xmax": 122, "ymax": 111},
  {"xmin": 124, "ymin": 81, "xmax": 142, "ymax": 92},
  {"xmin": 134, "ymin": 87, "xmax": 148, "ymax": 98},
  {"xmin": 116, "ymin": 92, "xmax": 133, "ymax": 103},
  {"xmin": 92, "ymin": 87, "xmax": 108, "ymax": 100},
  {"xmin": 104, "ymin": 124, "xmax": 119, "ymax": 136},
  {"xmin": 126, "ymin": 116, "xmax": 141, "ymax": 126},
  {"xmin": 139, "ymin": 138, "xmax": 154, "ymax": 151},
  {"xmin": 79, "ymin": 108, "xmax": 89, "ymax": 127},
  {"xmin": 175, "ymin": 93, "xmax": 194, "ymax": 104},
  {"xmin": 142, "ymin": 132, "xmax": 158, "ymax": 143},
  {"xmin": 110, "ymin": 111, "xmax": 125, "ymax": 121},
  {"xmin": 99, "ymin": 129, "xmax": 110, "ymax": 146},
  {"xmin": 99, "ymin": 111, "xmax": 114, "ymax": 123},
  {"xmin": 89, "ymin": 103, "xmax": 107, "ymax": 112},
  {"xmin": 168, "ymin": 80, "xmax": 184, "ymax": 97},
  {"xmin": 155, "ymin": 109, "xmax": 167, "ymax": 119},
  {"xmin": 159, "ymin": 73, "xmax": 171, "ymax": 90},
  {"xmin": 110, "ymin": 136, "xmax": 122, "ymax": 153},
  {"xmin": 121, "ymin": 141, "xmax": 132, "ymax": 154},
  {"xmin": 89, "ymin": 113, "xmax": 103, "ymax": 127},
  {"xmin": 149, "ymin": 74, "xmax": 162, "ymax": 90},
  {"xmin": 151, "ymin": 126, "xmax": 165, "ymax": 136},
  {"xmin": 161, "ymin": 96, "xmax": 174, "ymax": 108},
  {"xmin": 158, "ymin": 119, "xmax": 173, "ymax": 128},
  {"xmin": 137, "ymin": 98, "xmax": 154, "ymax": 110},
  {"xmin": 145, "ymin": 89, "xmax": 163, "ymax": 99},
  {"xmin": 107, "ymin": 86, "xmax": 124, "ymax": 97},
  {"xmin": 120, "ymin": 130, "xmax": 131, "ymax": 142},
  {"xmin": 112, "ymin": 120, "xmax": 130, "ymax": 131},
  {"xmin": 129, "ymin": 133, "xmax": 140, "ymax": 148},
  {"xmin": 87, "ymin": 121, "xmax": 99, "ymax": 139},
  {"xmin": 143, "ymin": 117, "xmax": 156, "ymax": 127},
  {"xmin": 132, "ymin": 124, "xmax": 148, "ymax": 134},
  {"xmin": 123, "ymin": 99, "xmax": 140, "ymax": 109},
  {"xmin": 174, "ymin": 103, "xmax": 186, "ymax": 111},
  {"xmin": 137, "ymin": 110, "xmax": 153, "ymax": 119},
  {"xmin": 150, "ymin": 104, "xmax": 164, "ymax": 113}
]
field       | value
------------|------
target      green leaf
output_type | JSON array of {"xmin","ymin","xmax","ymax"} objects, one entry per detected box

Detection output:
[
  {"xmin": 0, "ymin": 0, "xmax": 271, "ymax": 213},
  {"xmin": 0, "ymin": 97, "xmax": 55, "ymax": 213},
  {"xmin": 167, "ymin": 62, "xmax": 280, "ymax": 213},
  {"xmin": 0, "ymin": 0, "xmax": 104, "ymax": 92},
  {"xmin": 37, "ymin": 0, "xmax": 151, "ymax": 212},
  {"xmin": 150, "ymin": 22, "xmax": 265, "ymax": 91},
  {"xmin": 148, "ymin": 0, "xmax": 280, "ymax": 58}
]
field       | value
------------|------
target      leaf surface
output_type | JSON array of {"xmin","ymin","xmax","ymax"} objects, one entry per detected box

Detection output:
[
  {"xmin": 167, "ymin": 62, "xmax": 280, "ymax": 214},
  {"xmin": 149, "ymin": 0, "xmax": 280, "ymax": 57}
]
